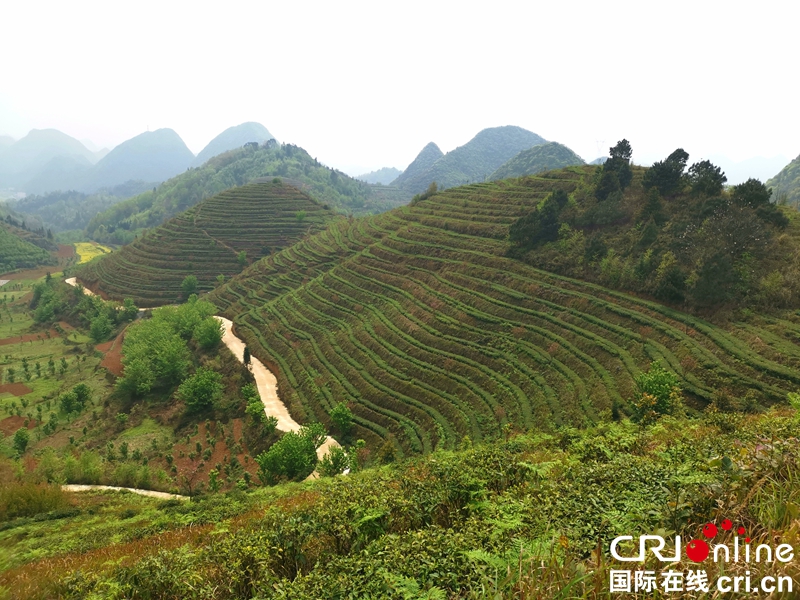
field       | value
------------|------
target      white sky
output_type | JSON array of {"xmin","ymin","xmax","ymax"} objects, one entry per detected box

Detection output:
[{"xmin": 1, "ymin": 0, "xmax": 798, "ymax": 176}]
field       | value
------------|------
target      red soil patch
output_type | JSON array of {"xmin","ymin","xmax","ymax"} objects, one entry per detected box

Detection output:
[
  {"xmin": 0, "ymin": 383, "xmax": 33, "ymax": 397},
  {"xmin": 99, "ymin": 330, "xmax": 125, "ymax": 377},
  {"xmin": 0, "ymin": 328, "xmax": 61, "ymax": 346},
  {"xmin": 0, "ymin": 266, "xmax": 57, "ymax": 281},
  {"xmin": 57, "ymin": 244, "xmax": 76, "ymax": 258},
  {"xmin": 0, "ymin": 415, "xmax": 37, "ymax": 436}
]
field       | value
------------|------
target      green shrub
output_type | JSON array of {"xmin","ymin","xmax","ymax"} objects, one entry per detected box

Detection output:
[{"xmin": 0, "ymin": 482, "xmax": 69, "ymax": 522}]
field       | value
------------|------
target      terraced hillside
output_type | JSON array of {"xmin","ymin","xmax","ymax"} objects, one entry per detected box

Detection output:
[
  {"xmin": 210, "ymin": 167, "xmax": 800, "ymax": 457},
  {"xmin": 0, "ymin": 224, "xmax": 55, "ymax": 272},
  {"xmin": 79, "ymin": 181, "xmax": 339, "ymax": 306}
]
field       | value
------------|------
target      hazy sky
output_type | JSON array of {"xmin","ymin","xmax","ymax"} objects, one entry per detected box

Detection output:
[{"xmin": 1, "ymin": 1, "xmax": 798, "ymax": 175}]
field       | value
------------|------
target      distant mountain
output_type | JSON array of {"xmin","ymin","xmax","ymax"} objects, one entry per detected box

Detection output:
[
  {"xmin": 767, "ymin": 153, "xmax": 800, "ymax": 206},
  {"xmin": 707, "ymin": 154, "xmax": 790, "ymax": 186},
  {"xmin": 590, "ymin": 157, "xmax": 607, "ymax": 165},
  {"xmin": 192, "ymin": 122, "xmax": 275, "ymax": 167},
  {"xmin": 490, "ymin": 142, "xmax": 584, "ymax": 180},
  {"xmin": 85, "ymin": 142, "xmax": 405, "ymax": 245},
  {"xmin": 21, "ymin": 154, "xmax": 93, "ymax": 195},
  {"xmin": 80, "ymin": 128, "xmax": 194, "ymax": 193},
  {"xmin": 392, "ymin": 126, "xmax": 547, "ymax": 195},
  {"xmin": 0, "ymin": 135, "xmax": 14, "ymax": 149},
  {"xmin": 390, "ymin": 142, "xmax": 443, "ymax": 192},
  {"xmin": 0, "ymin": 129, "xmax": 96, "ymax": 189},
  {"xmin": 356, "ymin": 167, "xmax": 402, "ymax": 185}
]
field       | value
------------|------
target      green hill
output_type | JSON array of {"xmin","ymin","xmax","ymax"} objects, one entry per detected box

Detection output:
[
  {"xmin": 490, "ymin": 141, "xmax": 584, "ymax": 180},
  {"xmin": 207, "ymin": 165, "xmax": 800, "ymax": 456},
  {"xmin": 85, "ymin": 142, "xmax": 401, "ymax": 245},
  {"xmin": 392, "ymin": 126, "xmax": 546, "ymax": 195},
  {"xmin": 192, "ymin": 122, "xmax": 275, "ymax": 168},
  {"xmin": 0, "ymin": 223, "xmax": 55, "ymax": 273},
  {"xmin": 78, "ymin": 180, "xmax": 340, "ymax": 305},
  {"xmin": 767, "ymin": 152, "xmax": 800, "ymax": 206}
]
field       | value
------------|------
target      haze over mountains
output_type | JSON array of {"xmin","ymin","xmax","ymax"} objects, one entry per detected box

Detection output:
[
  {"xmin": 391, "ymin": 126, "xmax": 548, "ymax": 194},
  {"xmin": 0, "ymin": 122, "xmax": 277, "ymax": 196}
]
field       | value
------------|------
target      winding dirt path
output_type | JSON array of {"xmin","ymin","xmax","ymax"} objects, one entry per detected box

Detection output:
[
  {"xmin": 215, "ymin": 317, "xmax": 340, "ymax": 461},
  {"xmin": 61, "ymin": 484, "xmax": 188, "ymax": 500},
  {"xmin": 64, "ymin": 277, "xmax": 96, "ymax": 297}
]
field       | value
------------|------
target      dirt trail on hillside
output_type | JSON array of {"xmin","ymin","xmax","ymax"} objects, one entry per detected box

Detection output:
[
  {"xmin": 64, "ymin": 277, "xmax": 97, "ymax": 296},
  {"xmin": 215, "ymin": 316, "xmax": 340, "ymax": 461},
  {"xmin": 61, "ymin": 484, "xmax": 188, "ymax": 500}
]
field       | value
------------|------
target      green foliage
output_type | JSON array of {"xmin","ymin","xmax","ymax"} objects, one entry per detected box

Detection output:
[
  {"xmin": 255, "ymin": 424, "xmax": 326, "ymax": 484},
  {"xmin": 0, "ymin": 224, "xmax": 55, "ymax": 273},
  {"xmin": 0, "ymin": 482, "xmax": 69, "ymax": 522},
  {"xmin": 632, "ymin": 361, "xmax": 681, "ymax": 422},
  {"xmin": 688, "ymin": 159, "xmax": 727, "ymax": 196},
  {"xmin": 89, "ymin": 313, "xmax": 112, "ymax": 343},
  {"xmin": 329, "ymin": 402, "xmax": 354, "ymax": 435},
  {"xmin": 13, "ymin": 427, "xmax": 30, "ymax": 455},
  {"xmin": 177, "ymin": 367, "xmax": 223, "ymax": 413},
  {"xmin": 766, "ymin": 152, "xmax": 800, "ymax": 207},
  {"xmin": 508, "ymin": 189, "xmax": 567, "ymax": 248},
  {"xmin": 181, "ymin": 275, "xmax": 198, "ymax": 299},
  {"xmin": 318, "ymin": 445, "xmax": 352, "ymax": 477},
  {"xmin": 193, "ymin": 316, "xmax": 223, "ymax": 350},
  {"xmin": 642, "ymin": 148, "xmax": 688, "ymax": 196}
]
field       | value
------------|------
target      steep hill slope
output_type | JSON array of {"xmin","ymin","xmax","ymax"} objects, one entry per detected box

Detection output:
[
  {"xmin": 392, "ymin": 126, "xmax": 546, "ymax": 195},
  {"xmin": 767, "ymin": 152, "xmax": 800, "ymax": 206},
  {"xmin": 85, "ymin": 143, "xmax": 402, "ymax": 245},
  {"xmin": 208, "ymin": 167, "xmax": 800, "ymax": 455},
  {"xmin": 192, "ymin": 122, "xmax": 276, "ymax": 167},
  {"xmin": 0, "ymin": 223, "xmax": 56, "ymax": 272},
  {"xmin": 78, "ymin": 181, "xmax": 339, "ymax": 305},
  {"xmin": 490, "ymin": 141, "xmax": 584, "ymax": 180},
  {"xmin": 388, "ymin": 142, "xmax": 443, "ymax": 191},
  {"xmin": 80, "ymin": 129, "xmax": 194, "ymax": 192}
]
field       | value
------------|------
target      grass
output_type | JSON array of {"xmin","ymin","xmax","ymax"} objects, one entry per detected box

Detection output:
[{"xmin": 73, "ymin": 243, "xmax": 111, "ymax": 264}]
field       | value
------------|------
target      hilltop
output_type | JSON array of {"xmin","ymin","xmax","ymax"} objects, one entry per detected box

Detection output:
[
  {"xmin": 78, "ymin": 180, "xmax": 340, "ymax": 305},
  {"xmin": 391, "ymin": 126, "xmax": 546, "ymax": 195},
  {"xmin": 389, "ymin": 142, "xmax": 443, "ymax": 193},
  {"xmin": 490, "ymin": 141, "xmax": 585, "ymax": 180},
  {"xmin": 356, "ymin": 167, "xmax": 402, "ymax": 185},
  {"xmin": 205, "ymin": 160, "xmax": 800, "ymax": 456},
  {"xmin": 767, "ymin": 152, "xmax": 800, "ymax": 206},
  {"xmin": 85, "ymin": 142, "xmax": 403, "ymax": 245},
  {"xmin": 192, "ymin": 122, "xmax": 275, "ymax": 167},
  {"xmin": 0, "ymin": 129, "xmax": 98, "ymax": 191},
  {"xmin": 81, "ymin": 129, "xmax": 194, "ymax": 192}
]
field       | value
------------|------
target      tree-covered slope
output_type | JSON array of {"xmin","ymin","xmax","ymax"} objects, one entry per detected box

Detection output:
[
  {"xmin": 0, "ymin": 223, "xmax": 55, "ymax": 273},
  {"xmin": 392, "ymin": 126, "xmax": 546, "ymax": 195},
  {"xmin": 78, "ymin": 181, "xmax": 340, "ymax": 305},
  {"xmin": 767, "ymin": 151, "xmax": 800, "ymax": 206},
  {"xmin": 490, "ymin": 141, "xmax": 585, "ymax": 180},
  {"xmin": 192, "ymin": 122, "xmax": 276, "ymax": 168},
  {"xmin": 9, "ymin": 181, "xmax": 155, "ymax": 233},
  {"xmin": 208, "ymin": 166, "xmax": 800, "ymax": 456},
  {"xmin": 85, "ymin": 142, "xmax": 401, "ymax": 245}
]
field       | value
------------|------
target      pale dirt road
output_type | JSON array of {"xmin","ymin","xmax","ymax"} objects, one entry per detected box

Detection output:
[
  {"xmin": 65, "ymin": 277, "xmax": 96, "ymax": 296},
  {"xmin": 215, "ymin": 317, "xmax": 340, "ymax": 462},
  {"xmin": 61, "ymin": 484, "xmax": 188, "ymax": 500}
]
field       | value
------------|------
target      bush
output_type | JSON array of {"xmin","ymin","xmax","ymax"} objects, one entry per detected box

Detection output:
[
  {"xmin": 0, "ymin": 482, "xmax": 69, "ymax": 522},
  {"xmin": 632, "ymin": 361, "xmax": 681, "ymax": 422},
  {"xmin": 194, "ymin": 317, "xmax": 223, "ymax": 350},
  {"xmin": 255, "ymin": 424, "xmax": 326, "ymax": 484},
  {"xmin": 177, "ymin": 368, "xmax": 223, "ymax": 413}
]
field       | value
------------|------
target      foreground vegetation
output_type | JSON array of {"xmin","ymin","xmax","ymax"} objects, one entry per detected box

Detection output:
[{"xmin": 2, "ymin": 406, "xmax": 798, "ymax": 598}]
